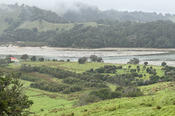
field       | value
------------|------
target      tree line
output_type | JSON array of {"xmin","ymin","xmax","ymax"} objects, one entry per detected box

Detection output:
[{"xmin": 1, "ymin": 20, "xmax": 175, "ymax": 48}]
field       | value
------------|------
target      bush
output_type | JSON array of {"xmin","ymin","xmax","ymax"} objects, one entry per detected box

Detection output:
[
  {"xmin": 63, "ymin": 85, "xmax": 82, "ymax": 94},
  {"xmin": 77, "ymin": 94, "xmax": 101, "ymax": 106},
  {"xmin": 78, "ymin": 57, "xmax": 87, "ymax": 64},
  {"xmin": 128, "ymin": 58, "xmax": 139, "ymax": 64},
  {"xmin": 161, "ymin": 62, "xmax": 167, "ymax": 66},
  {"xmin": 31, "ymin": 56, "xmax": 37, "ymax": 61},
  {"xmin": 30, "ymin": 81, "xmax": 69, "ymax": 92},
  {"xmin": 90, "ymin": 88, "xmax": 121, "ymax": 100},
  {"xmin": 20, "ymin": 74, "xmax": 39, "ymax": 82},
  {"xmin": 0, "ymin": 73, "xmax": 33, "ymax": 115},
  {"xmin": 39, "ymin": 58, "xmax": 44, "ymax": 62},
  {"xmin": 63, "ymin": 77, "xmax": 81, "ymax": 84},
  {"xmin": 21, "ymin": 54, "xmax": 29, "ymax": 60},
  {"xmin": 95, "ymin": 65, "xmax": 117, "ymax": 73},
  {"xmin": 119, "ymin": 86, "xmax": 143, "ymax": 97},
  {"xmin": 90, "ymin": 55, "xmax": 103, "ymax": 62}
]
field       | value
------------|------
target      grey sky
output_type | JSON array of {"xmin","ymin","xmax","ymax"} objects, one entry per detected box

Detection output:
[{"xmin": 0, "ymin": 0, "xmax": 175, "ymax": 14}]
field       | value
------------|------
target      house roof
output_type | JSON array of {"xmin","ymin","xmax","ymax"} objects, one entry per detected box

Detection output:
[{"xmin": 10, "ymin": 57, "xmax": 17, "ymax": 60}]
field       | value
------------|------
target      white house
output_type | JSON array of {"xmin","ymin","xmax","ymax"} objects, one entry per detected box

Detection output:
[{"xmin": 10, "ymin": 57, "xmax": 19, "ymax": 63}]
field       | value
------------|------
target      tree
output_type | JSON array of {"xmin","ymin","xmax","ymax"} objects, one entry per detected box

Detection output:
[
  {"xmin": 39, "ymin": 58, "xmax": 44, "ymax": 62},
  {"xmin": 78, "ymin": 57, "xmax": 87, "ymax": 64},
  {"xmin": 161, "ymin": 62, "xmax": 167, "ymax": 67},
  {"xmin": 128, "ymin": 58, "xmax": 139, "ymax": 64},
  {"xmin": 21, "ymin": 54, "xmax": 29, "ymax": 61},
  {"xmin": 5, "ymin": 55, "xmax": 14, "ymax": 63},
  {"xmin": 144, "ymin": 62, "xmax": 148, "ymax": 66},
  {"xmin": 90, "ymin": 55, "xmax": 98, "ymax": 62},
  {"xmin": 97, "ymin": 57, "xmax": 103, "ymax": 62},
  {"xmin": 0, "ymin": 72, "xmax": 33, "ymax": 116},
  {"xmin": 31, "ymin": 56, "xmax": 37, "ymax": 61},
  {"xmin": 90, "ymin": 55, "xmax": 103, "ymax": 62}
]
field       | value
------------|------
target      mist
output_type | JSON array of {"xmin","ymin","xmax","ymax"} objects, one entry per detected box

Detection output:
[{"xmin": 0, "ymin": 0, "xmax": 175, "ymax": 14}]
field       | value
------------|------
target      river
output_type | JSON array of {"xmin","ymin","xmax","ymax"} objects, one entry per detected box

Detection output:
[{"xmin": 1, "ymin": 46, "xmax": 175, "ymax": 66}]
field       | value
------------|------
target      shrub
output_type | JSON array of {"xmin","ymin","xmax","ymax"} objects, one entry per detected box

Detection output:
[
  {"xmin": 31, "ymin": 56, "xmax": 37, "ymax": 61},
  {"xmin": 63, "ymin": 77, "xmax": 81, "ymax": 84},
  {"xmin": 63, "ymin": 85, "xmax": 82, "ymax": 94},
  {"xmin": 20, "ymin": 74, "xmax": 39, "ymax": 82},
  {"xmin": 39, "ymin": 58, "xmax": 44, "ymax": 62},
  {"xmin": 121, "ymin": 86, "xmax": 143, "ymax": 97},
  {"xmin": 144, "ymin": 62, "xmax": 148, "ymax": 65},
  {"xmin": 78, "ymin": 57, "xmax": 87, "ymax": 64},
  {"xmin": 128, "ymin": 58, "xmax": 139, "ymax": 64},
  {"xmin": 95, "ymin": 65, "xmax": 117, "ymax": 73},
  {"xmin": 161, "ymin": 62, "xmax": 167, "ymax": 66},
  {"xmin": 77, "ymin": 94, "xmax": 101, "ymax": 106},
  {"xmin": 21, "ymin": 54, "xmax": 29, "ymax": 60}
]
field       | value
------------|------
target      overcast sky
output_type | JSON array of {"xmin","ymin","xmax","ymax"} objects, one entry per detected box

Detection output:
[{"xmin": 0, "ymin": 0, "xmax": 175, "ymax": 14}]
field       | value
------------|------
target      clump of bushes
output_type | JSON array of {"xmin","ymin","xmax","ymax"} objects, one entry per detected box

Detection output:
[
  {"xmin": 20, "ymin": 74, "xmax": 39, "ymax": 82},
  {"xmin": 94, "ymin": 65, "xmax": 117, "ymax": 73},
  {"xmin": 20, "ymin": 64, "xmax": 76, "ymax": 79},
  {"xmin": 77, "ymin": 86, "xmax": 143, "ymax": 105},
  {"xmin": 90, "ymin": 55, "xmax": 103, "ymax": 62},
  {"xmin": 63, "ymin": 85, "xmax": 82, "ymax": 94},
  {"xmin": 127, "ymin": 58, "xmax": 139, "ymax": 64},
  {"xmin": 30, "ymin": 81, "xmax": 69, "ymax": 92},
  {"xmin": 78, "ymin": 57, "xmax": 87, "ymax": 64}
]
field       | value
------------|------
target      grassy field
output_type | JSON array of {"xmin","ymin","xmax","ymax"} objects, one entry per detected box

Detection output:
[
  {"xmin": 17, "ymin": 20, "xmax": 99, "ymax": 32},
  {"xmin": 20, "ymin": 61, "xmax": 164, "ymax": 79},
  {"xmin": 6, "ymin": 61, "xmax": 175, "ymax": 116},
  {"xmin": 21, "ymin": 80, "xmax": 175, "ymax": 116},
  {"xmin": 51, "ymin": 84, "xmax": 175, "ymax": 116}
]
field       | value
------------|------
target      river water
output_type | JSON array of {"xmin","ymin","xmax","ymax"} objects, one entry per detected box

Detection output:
[{"xmin": 1, "ymin": 46, "xmax": 175, "ymax": 66}]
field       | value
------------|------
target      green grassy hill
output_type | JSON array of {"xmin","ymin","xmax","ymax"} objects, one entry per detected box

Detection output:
[
  {"xmin": 49, "ymin": 82, "xmax": 175, "ymax": 116},
  {"xmin": 4, "ymin": 61, "xmax": 175, "ymax": 116},
  {"xmin": 17, "ymin": 20, "xmax": 99, "ymax": 32},
  {"xmin": 22, "ymin": 80, "xmax": 175, "ymax": 116}
]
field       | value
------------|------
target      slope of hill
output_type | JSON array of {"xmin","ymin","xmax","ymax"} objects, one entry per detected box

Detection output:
[
  {"xmin": 0, "ymin": 4, "xmax": 67, "ymax": 34},
  {"xmin": 1, "ymin": 4, "xmax": 175, "ymax": 48},
  {"xmin": 3, "ymin": 61, "xmax": 175, "ymax": 116}
]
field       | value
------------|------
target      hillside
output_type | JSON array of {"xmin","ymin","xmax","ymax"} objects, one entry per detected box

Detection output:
[
  {"xmin": 0, "ymin": 4, "xmax": 67, "ymax": 34},
  {"xmin": 1, "ymin": 4, "xmax": 175, "ymax": 48},
  {"xmin": 1, "ymin": 60, "xmax": 175, "ymax": 116}
]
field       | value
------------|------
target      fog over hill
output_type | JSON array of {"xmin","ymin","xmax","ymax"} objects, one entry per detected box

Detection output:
[
  {"xmin": 1, "ymin": 0, "xmax": 175, "ymax": 14},
  {"xmin": 0, "ymin": 4, "xmax": 175, "ymax": 48}
]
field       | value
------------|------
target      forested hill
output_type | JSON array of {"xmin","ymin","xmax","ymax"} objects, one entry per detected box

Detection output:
[{"xmin": 1, "ymin": 4, "xmax": 175, "ymax": 48}]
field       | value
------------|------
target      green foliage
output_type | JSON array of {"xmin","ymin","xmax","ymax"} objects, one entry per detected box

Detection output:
[
  {"xmin": 117, "ymin": 86, "xmax": 143, "ymax": 97},
  {"xmin": 78, "ymin": 57, "xmax": 87, "ymax": 64},
  {"xmin": 77, "ymin": 94, "xmax": 101, "ymax": 106},
  {"xmin": 90, "ymin": 88, "xmax": 121, "ymax": 100},
  {"xmin": 144, "ymin": 62, "xmax": 148, "ymax": 65},
  {"xmin": 128, "ymin": 58, "xmax": 140, "ymax": 64},
  {"xmin": 20, "ymin": 64, "xmax": 76, "ymax": 79},
  {"xmin": 30, "ymin": 81, "xmax": 69, "ymax": 92},
  {"xmin": 20, "ymin": 74, "xmax": 39, "ymax": 82},
  {"xmin": 38, "ymin": 57, "xmax": 44, "ymax": 62},
  {"xmin": 31, "ymin": 56, "xmax": 37, "ymax": 61},
  {"xmin": 161, "ymin": 62, "xmax": 167, "ymax": 66},
  {"xmin": 21, "ymin": 54, "xmax": 29, "ymax": 60},
  {"xmin": 94, "ymin": 65, "xmax": 117, "ymax": 73},
  {"xmin": 0, "ymin": 72, "xmax": 33, "ymax": 116},
  {"xmin": 90, "ymin": 55, "xmax": 103, "ymax": 62}
]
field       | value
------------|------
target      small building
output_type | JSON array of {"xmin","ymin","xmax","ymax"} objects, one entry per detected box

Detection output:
[{"xmin": 10, "ymin": 57, "xmax": 19, "ymax": 63}]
